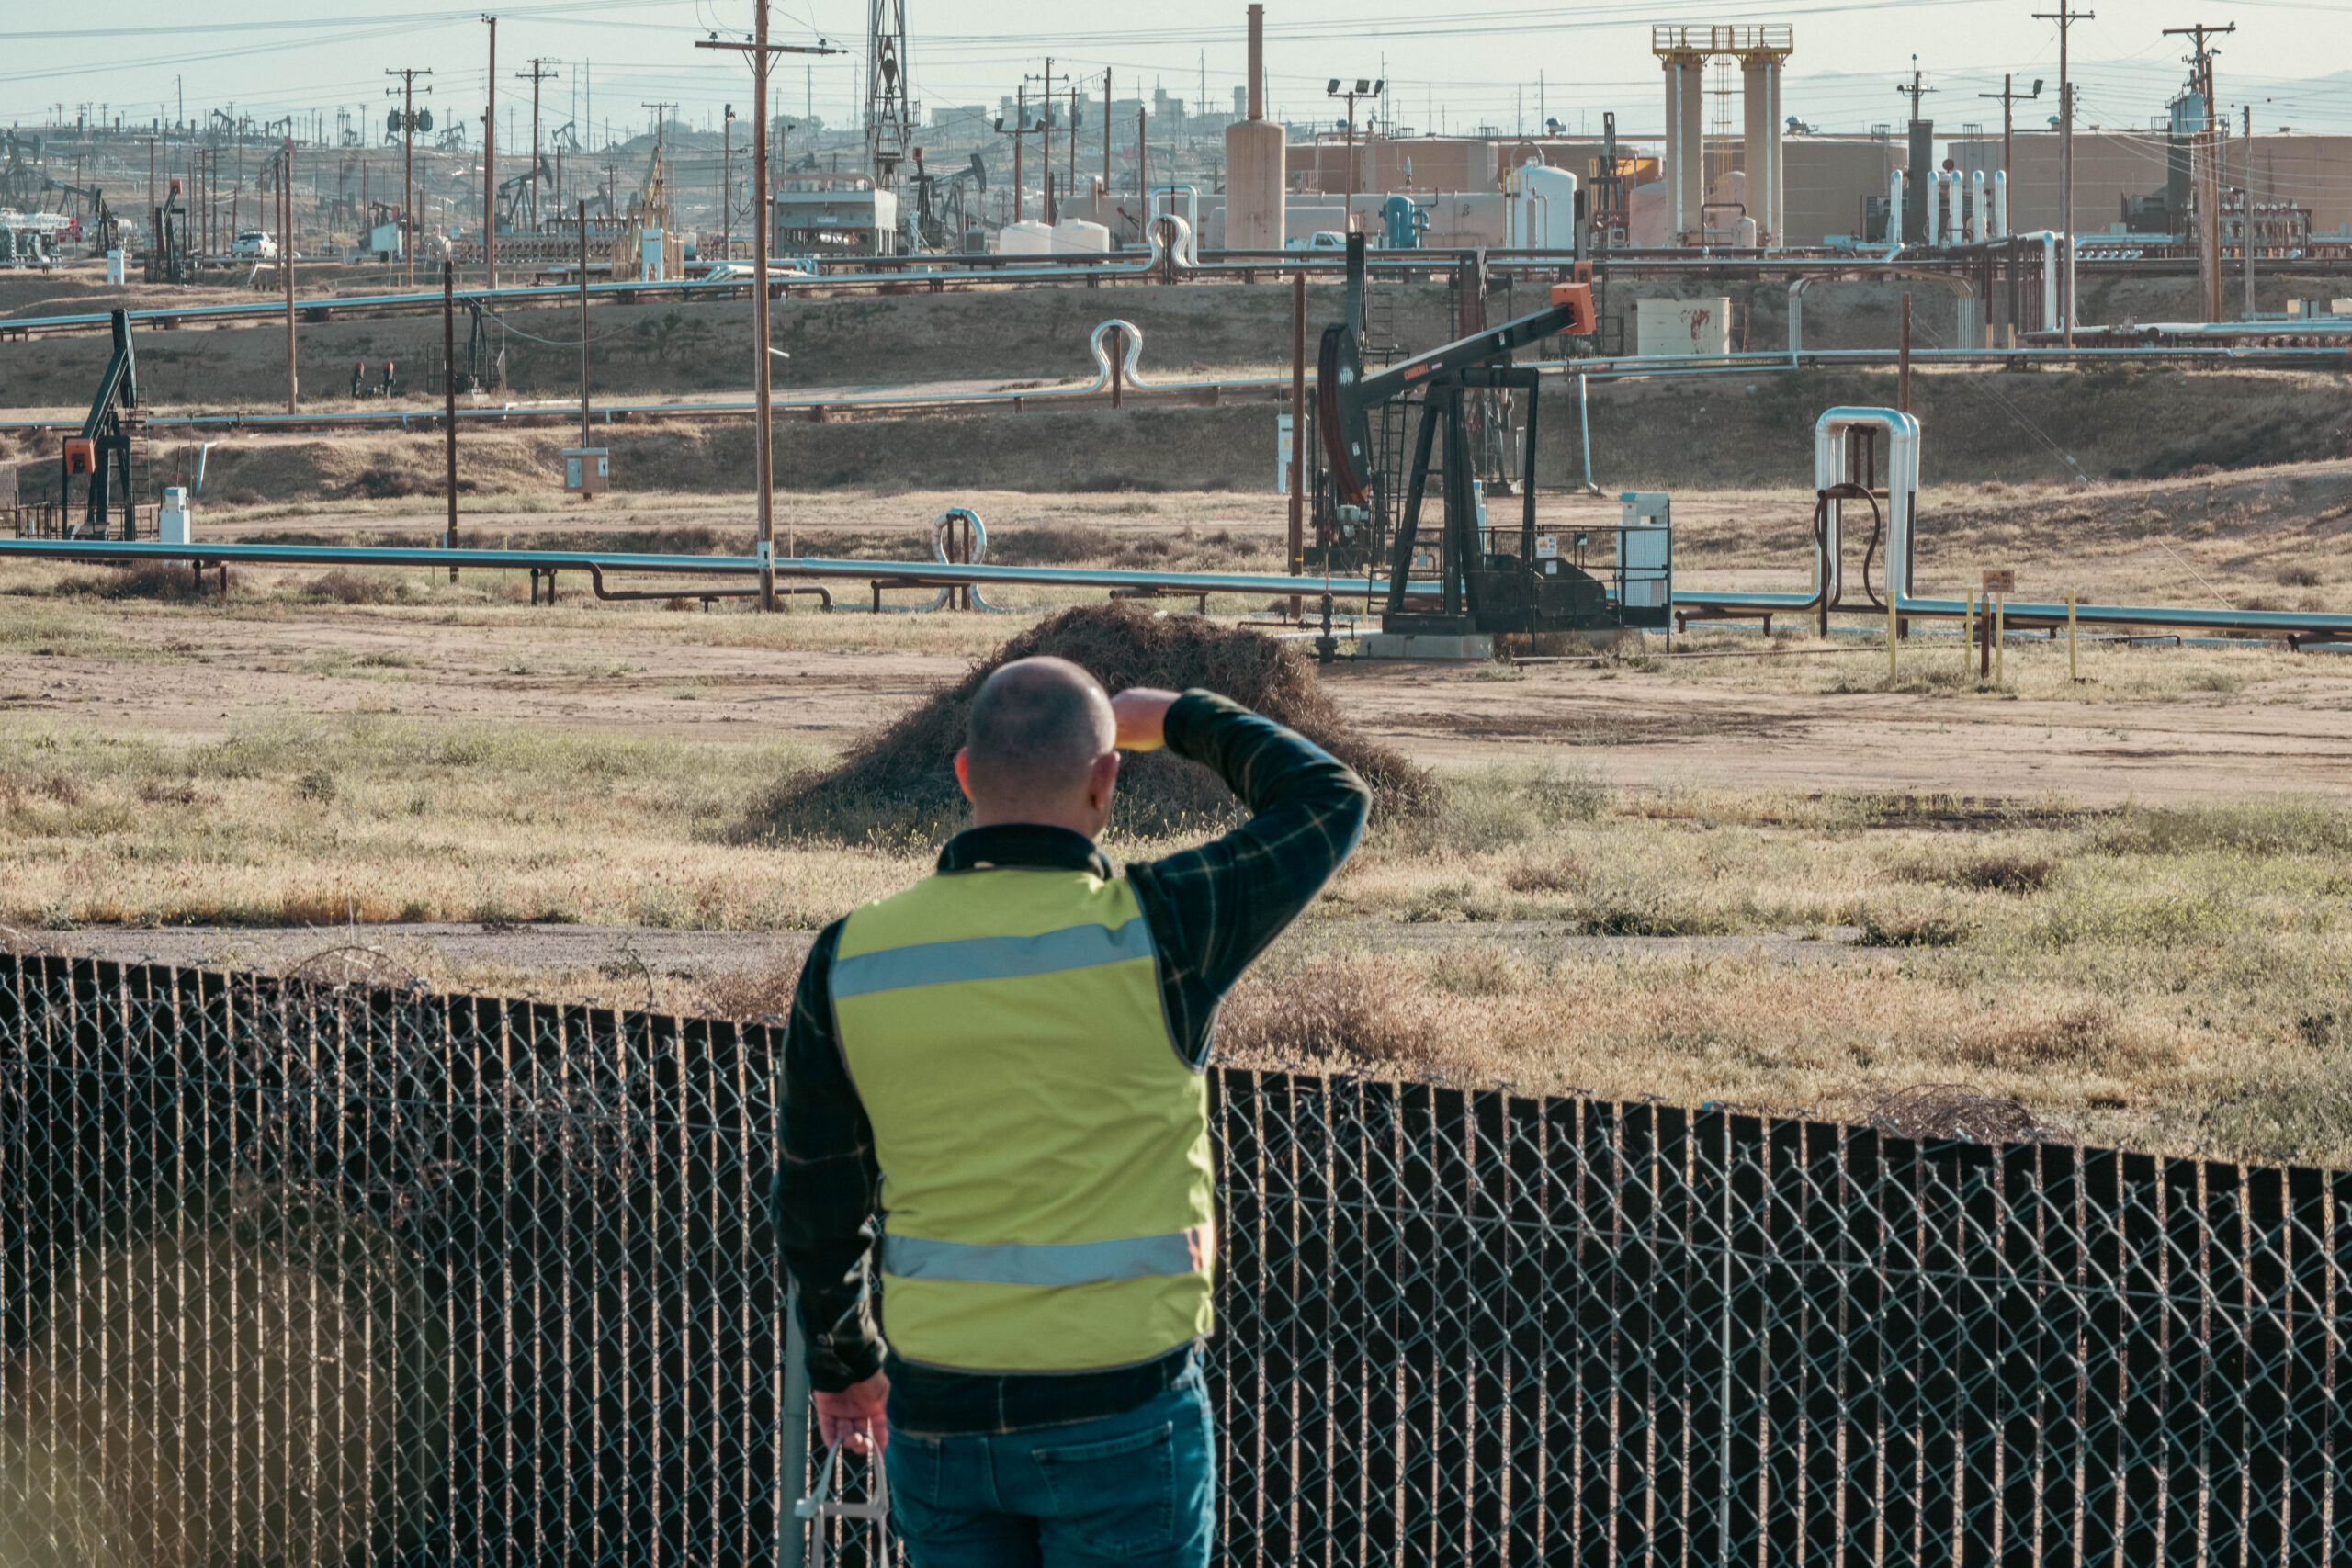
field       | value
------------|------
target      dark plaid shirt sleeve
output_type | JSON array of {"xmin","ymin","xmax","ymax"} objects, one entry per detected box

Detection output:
[
  {"xmin": 770, "ymin": 919, "xmax": 888, "ymax": 1393},
  {"xmin": 1125, "ymin": 689, "xmax": 1373, "ymax": 1067}
]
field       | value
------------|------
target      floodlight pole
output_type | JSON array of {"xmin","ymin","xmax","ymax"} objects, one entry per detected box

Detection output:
[
  {"xmin": 699, "ymin": 12, "xmax": 842, "ymax": 611},
  {"xmin": 1326, "ymin": 79, "xmax": 1383, "ymax": 233}
]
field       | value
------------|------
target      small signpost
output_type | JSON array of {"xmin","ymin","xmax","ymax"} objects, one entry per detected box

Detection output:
[{"xmin": 1981, "ymin": 570, "xmax": 2013, "ymax": 682}]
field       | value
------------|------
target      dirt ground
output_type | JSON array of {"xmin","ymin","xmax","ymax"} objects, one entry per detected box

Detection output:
[{"xmin": 6, "ymin": 527, "xmax": 2350, "ymax": 803}]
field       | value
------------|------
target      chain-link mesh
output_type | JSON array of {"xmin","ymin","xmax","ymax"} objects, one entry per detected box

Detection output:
[{"xmin": 5, "ymin": 955, "xmax": 2346, "ymax": 1567}]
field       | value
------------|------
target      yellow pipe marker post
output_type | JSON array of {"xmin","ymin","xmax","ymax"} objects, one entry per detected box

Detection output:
[
  {"xmin": 1962, "ymin": 590, "xmax": 1975, "ymax": 681},
  {"xmin": 1995, "ymin": 591, "xmax": 2006, "ymax": 684}
]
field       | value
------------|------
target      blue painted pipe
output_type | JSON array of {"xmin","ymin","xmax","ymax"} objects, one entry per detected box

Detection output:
[{"xmin": 4, "ymin": 538, "xmax": 2346, "ymax": 637}]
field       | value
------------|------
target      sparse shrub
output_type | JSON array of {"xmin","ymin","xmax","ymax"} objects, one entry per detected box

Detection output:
[
  {"xmin": 2171, "ymin": 1048, "xmax": 2352, "ymax": 1163},
  {"xmin": 1216, "ymin": 954, "xmax": 1444, "ymax": 1070},
  {"xmin": 348, "ymin": 467, "xmax": 424, "ymax": 499},
  {"xmin": 1523, "ymin": 761, "xmax": 1611, "ymax": 821},
  {"xmin": 1855, "ymin": 903, "xmax": 1973, "ymax": 948},
  {"xmin": 2277, "ymin": 563, "xmax": 2324, "ymax": 588},
  {"xmin": 304, "ymin": 569, "xmax": 411, "ymax": 605},
  {"xmin": 297, "ymin": 766, "xmax": 339, "ymax": 805},
  {"xmin": 2093, "ymin": 798, "xmax": 2351, "ymax": 857},
  {"xmin": 1429, "ymin": 948, "xmax": 1529, "ymax": 997},
  {"xmin": 698, "ymin": 966, "xmax": 800, "ymax": 1021},
  {"xmin": 54, "ymin": 561, "xmax": 222, "ymax": 601},
  {"xmin": 1503, "ymin": 857, "xmax": 1583, "ymax": 894},
  {"xmin": 1893, "ymin": 851, "xmax": 2061, "ymax": 895},
  {"xmin": 1952, "ymin": 998, "xmax": 2142, "ymax": 1069},
  {"xmin": 2030, "ymin": 884, "xmax": 2236, "ymax": 949},
  {"xmin": 135, "ymin": 777, "xmax": 201, "ymax": 806}
]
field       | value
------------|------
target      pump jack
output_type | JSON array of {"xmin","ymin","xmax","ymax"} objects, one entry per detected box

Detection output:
[
  {"xmin": 61, "ymin": 310, "xmax": 142, "ymax": 540},
  {"xmin": 1318, "ymin": 257, "xmax": 1622, "ymax": 636},
  {"xmin": 148, "ymin": 179, "xmax": 194, "ymax": 282}
]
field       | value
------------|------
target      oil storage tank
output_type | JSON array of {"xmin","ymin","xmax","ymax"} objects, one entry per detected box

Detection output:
[{"xmin": 1224, "ymin": 5, "xmax": 1286, "ymax": 251}]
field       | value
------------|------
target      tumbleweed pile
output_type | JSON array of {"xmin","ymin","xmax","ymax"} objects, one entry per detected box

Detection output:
[{"xmin": 752, "ymin": 604, "xmax": 1430, "ymax": 843}]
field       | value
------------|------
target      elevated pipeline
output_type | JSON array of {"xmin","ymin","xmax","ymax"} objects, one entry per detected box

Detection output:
[
  {"xmin": 6, "ymin": 340, "xmax": 2346, "ymax": 439},
  {"xmin": 6, "ymin": 537, "xmax": 2350, "ymax": 642}
]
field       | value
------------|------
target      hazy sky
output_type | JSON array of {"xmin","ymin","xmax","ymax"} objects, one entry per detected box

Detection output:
[{"xmin": 6, "ymin": 0, "xmax": 2347, "ymax": 148}]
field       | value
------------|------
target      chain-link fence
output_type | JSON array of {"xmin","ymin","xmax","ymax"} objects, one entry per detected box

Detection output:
[{"xmin": 5, "ymin": 953, "xmax": 2346, "ymax": 1567}]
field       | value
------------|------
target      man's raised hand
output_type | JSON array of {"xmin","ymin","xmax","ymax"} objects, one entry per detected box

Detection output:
[{"xmin": 1110, "ymin": 687, "xmax": 1180, "ymax": 752}]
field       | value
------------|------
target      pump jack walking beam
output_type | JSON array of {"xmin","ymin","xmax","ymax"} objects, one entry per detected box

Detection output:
[{"xmin": 60, "ymin": 309, "xmax": 140, "ymax": 539}]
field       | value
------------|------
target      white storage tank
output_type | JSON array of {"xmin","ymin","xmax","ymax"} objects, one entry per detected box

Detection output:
[
  {"xmin": 1635, "ymin": 298, "xmax": 1732, "ymax": 356},
  {"xmin": 1505, "ymin": 161, "xmax": 1579, "ymax": 252},
  {"xmin": 1051, "ymin": 218, "xmax": 1111, "ymax": 254},
  {"xmin": 997, "ymin": 220, "xmax": 1054, "ymax": 255}
]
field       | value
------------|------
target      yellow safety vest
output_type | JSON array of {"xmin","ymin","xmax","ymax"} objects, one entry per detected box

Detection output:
[{"xmin": 832, "ymin": 864, "xmax": 1216, "ymax": 1374}]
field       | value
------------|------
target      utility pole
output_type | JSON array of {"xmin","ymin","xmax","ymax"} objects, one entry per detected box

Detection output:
[
  {"xmin": 578, "ymin": 198, "xmax": 591, "ymax": 445},
  {"xmin": 1021, "ymin": 62, "xmax": 1068, "ymax": 221},
  {"xmin": 279, "ymin": 141, "xmax": 297, "ymax": 412},
  {"xmin": 2034, "ymin": 6, "xmax": 2092, "ymax": 346},
  {"xmin": 2165, "ymin": 22, "xmax": 2233, "ymax": 324},
  {"xmin": 483, "ymin": 14, "xmax": 498, "ymax": 288},
  {"xmin": 442, "ymin": 259, "xmax": 460, "ymax": 579},
  {"xmin": 722, "ymin": 103, "xmax": 737, "ymax": 258},
  {"xmin": 2243, "ymin": 102, "xmax": 2256, "ymax": 320},
  {"xmin": 699, "ymin": 11, "xmax": 842, "ymax": 610},
  {"xmin": 518, "ymin": 58, "xmax": 559, "ymax": 231},
  {"xmin": 1012, "ymin": 86, "xmax": 1025, "ymax": 220},
  {"xmin": 384, "ymin": 68, "xmax": 431, "ymax": 288},
  {"xmin": 1894, "ymin": 57, "xmax": 1936, "ymax": 244},
  {"xmin": 1976, "ymin": 73, "xmax": 2041, "ymax": 178},
  {"xmin": 1103, "ymin": 69, "xmax": 1113, "ymax": 201}
]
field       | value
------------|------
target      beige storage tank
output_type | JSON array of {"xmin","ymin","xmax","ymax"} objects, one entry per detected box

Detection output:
[{"xmin": 1223, "ymin": 4, "xmax": 1286, "ymax": 251}]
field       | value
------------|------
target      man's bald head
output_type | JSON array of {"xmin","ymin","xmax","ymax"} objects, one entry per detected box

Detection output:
[{"xmin": 962, "ymin": 657, "xmax": 1117, "ymax": 808}]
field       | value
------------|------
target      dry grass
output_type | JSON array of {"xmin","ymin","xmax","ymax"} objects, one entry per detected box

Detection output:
[{"xmin": 6, "ymin": 708, "xmax": 2352, "ymax": 1164}]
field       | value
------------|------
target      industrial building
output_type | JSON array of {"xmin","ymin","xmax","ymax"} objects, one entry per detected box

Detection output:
[{"xmin": 1953, "ymin": 130, "xmax": 2352, "ymax": 241}]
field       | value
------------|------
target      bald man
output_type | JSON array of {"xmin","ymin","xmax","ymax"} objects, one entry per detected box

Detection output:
[{"xmin": 773, "ymin": 657, "xmax": 1369, "ymax": 1568}]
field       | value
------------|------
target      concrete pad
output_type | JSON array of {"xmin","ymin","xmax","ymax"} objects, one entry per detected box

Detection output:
[{"xmin": 1358, "ymin": 632, "xmax": 1496, "ymax": 661}]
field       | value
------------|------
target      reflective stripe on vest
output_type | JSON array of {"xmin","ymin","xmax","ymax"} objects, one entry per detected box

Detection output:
[
  {"xmin": 834, "ymin": 866, "xmax": 1216, "ymax": 1375},
  {"xmin": 880, "ymin": 1224, "xmax": 1212, "ymax": 1287},
  {"xmin": 831, "ymin": 916, "xmax": 1152, "ymax": 999}
]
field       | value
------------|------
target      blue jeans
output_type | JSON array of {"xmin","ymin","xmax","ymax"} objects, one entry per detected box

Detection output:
[{"xmin": 884, "ymin": 1367, "xmax": 1216, "ymax": 1568}]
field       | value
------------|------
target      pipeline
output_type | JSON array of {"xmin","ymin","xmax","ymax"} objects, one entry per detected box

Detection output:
[
  {"xmin": 9, "ymin": 338, "xmax": 2346, "ymax": 440},
  {"xmin": 12, "ymin": 225, "xmax": 2351, "ymax": 342},
  {"xmin": 582, "ymin": 562, "xmax": 831, "ymax": 608},
  {"xmin": 7, "ymin": 536, "xmax": 2350, "ymax": 641}
]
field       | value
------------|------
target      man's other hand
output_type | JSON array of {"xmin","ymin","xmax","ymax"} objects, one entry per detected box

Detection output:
[
  {"xmin": 814, "ymin": 1371, "xmax": 890, "ymax": 1455},
  {"xmin": 1111, "ymin": 687, "xmax": 1181, "ymax": 752}
]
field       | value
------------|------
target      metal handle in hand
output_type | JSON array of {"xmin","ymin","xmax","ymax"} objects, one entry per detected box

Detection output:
[{"xmin": 793, "ymin": 1436, "xmax": 890, "ymax": 1568}]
